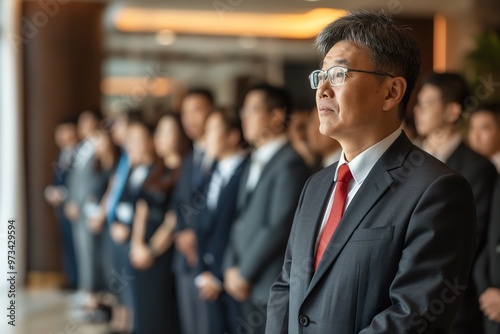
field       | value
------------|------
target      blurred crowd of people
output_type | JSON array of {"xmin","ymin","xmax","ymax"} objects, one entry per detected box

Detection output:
[{"xmin": 44, "ymin": 72, "xmax": 500, "ymax": 334}]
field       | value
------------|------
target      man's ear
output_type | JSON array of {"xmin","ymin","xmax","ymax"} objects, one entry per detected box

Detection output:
[
  {"xmin": 382, "ymin": 77, "xmax": 407, "ymax": 112},
  {"xmin": 444, "ymin": 102, "xmax": 462, "ymax": 124},
  {"xmin": 270, "ymin": 108, "xmax": 286, "ymax": 133}
]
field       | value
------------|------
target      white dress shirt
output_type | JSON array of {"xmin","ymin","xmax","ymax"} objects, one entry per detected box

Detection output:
[
  {"xmin": 491, "ymin": 151, "xmax": 500, "ymax": 174},
  {"xmin": 315, "ymin": 129, "xmax": 402, "ymax": 249},
  {"xmin": 245, "ymin": 135, "xmax": 288, "ymax": 191}
]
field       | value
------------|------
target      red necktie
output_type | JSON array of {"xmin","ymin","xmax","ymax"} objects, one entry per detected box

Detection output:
[{"xmin": 315, "ymin": 164, "xmax": 353, "ymax": 270}]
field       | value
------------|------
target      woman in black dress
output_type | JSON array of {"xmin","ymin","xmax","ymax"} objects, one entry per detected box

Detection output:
[{"xmin": 130, "ymin": 112, "xmax": 191, "ymax": 334}]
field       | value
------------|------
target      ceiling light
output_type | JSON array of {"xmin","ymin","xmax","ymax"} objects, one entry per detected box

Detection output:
[{"xmin": 114, "ymin": 8, "xmax": 347, "ymax": 39}]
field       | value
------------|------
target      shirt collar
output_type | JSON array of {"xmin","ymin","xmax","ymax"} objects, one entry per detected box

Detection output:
[
  {"xmin": 335, "ymin": 129, "xmax": 401, "ymax": 184},
  {"xmin": 252, "ymin": 135, "xmax": 288, "ymax": 165},
  {"xmin": 491, "ymin": 151, "xmax": 500, "ymax": 174},
  {"xmin": 217, "ymin": 152, "xmax": 246, "ymax": 179}
]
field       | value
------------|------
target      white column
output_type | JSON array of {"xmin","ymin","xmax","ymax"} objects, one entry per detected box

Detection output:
[{"xmin": 0, "ymin": 0, "xmax": 25, "ymax": 332}]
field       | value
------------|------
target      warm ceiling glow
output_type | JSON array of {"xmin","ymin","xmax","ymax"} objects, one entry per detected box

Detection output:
[
  {"xmin": 433, "ymin": 14, "xmax": 447, "ymax": 72},
  {"xmin": 101, "ymin": 76, "xmax": 171, "ymax": 97},
  {"xmin": 114, "ymin": 8, "xmax": 347, "ymax": 39}
]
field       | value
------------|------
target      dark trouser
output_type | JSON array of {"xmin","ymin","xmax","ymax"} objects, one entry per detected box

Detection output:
[
  {"xmin": 175, "ymin": 268, "xmax": 209, "ymax": 334},
  {"xmin": 206, "ymin": 291, "xmax": 240, "ymax": 334},
  {"xmin": 237, "ymin": 299, "xmax": 267, "ymax": 334},
  {"xmin": 56, "ymin": 206, "xmax": 78, "ymax": 289}
]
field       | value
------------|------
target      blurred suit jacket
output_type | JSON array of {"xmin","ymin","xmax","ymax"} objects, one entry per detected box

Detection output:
[
  {"xmin": 171, "ymin": 150, "xmax": 213, "ymax": 273},
  {"xmin": 266, "ymin": 132, "xmax": 477, "ymax": 334},
  {"xmin": 446, "ymin": 142, "xmax": 497, "ymax": 334},
  {"xmin": 223, "ymin": 143, "xmax": 310, "ymax": 304},
  {"xmin": 195, "ymin": 156, "xmax": 249, "ymax": 281},
  {"xmin": 475, "ymin": 176, "xmax": 500, "ymax": 334}
]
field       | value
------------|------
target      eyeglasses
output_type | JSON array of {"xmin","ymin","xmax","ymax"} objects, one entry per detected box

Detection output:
[{"xmin": 308, "ymin": 65, "xmax": 395, "ymax": 89}]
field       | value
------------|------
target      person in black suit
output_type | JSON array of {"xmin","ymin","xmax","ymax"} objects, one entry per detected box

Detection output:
[
  {"xmin": 193, "ymin": 108, "xmax": 249, "ymax": 334},
  {"xmin": 266, "ymin": 12, "xmax": 477, "ymax": 333},
  {"xmin": 170, "ymin": 88, "xmax": 214, "ymax": 334},
  {"xmin": 414, "ymin": 72, "xmax": 497, "ymax": 334},
  {"xmin": 45, "ymin": 119, "xmax": 79, "ymax": 289},
  {"xmin": 223, "ymin": 83, "xmax": 311, "ymax": 334},
  {"xmin": 468, "ymin": 103, "xmax": 500, "ymax": 173},
  {"xmin": 475, "ymin": 177, "xmax": 500, "ymax": 334}
]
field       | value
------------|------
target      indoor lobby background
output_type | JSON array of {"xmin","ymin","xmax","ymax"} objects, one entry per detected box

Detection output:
[{"xmin": 0, "ymin": 0, "xmax": 499, "ymax": 333}]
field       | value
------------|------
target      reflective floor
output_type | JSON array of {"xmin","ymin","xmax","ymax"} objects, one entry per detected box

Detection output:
[{"xmin": 3, "ymin": 289, "xmax": 108, "ymax": 334}]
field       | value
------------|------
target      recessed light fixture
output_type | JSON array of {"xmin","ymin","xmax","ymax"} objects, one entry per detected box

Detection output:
[
  {"xmin": 238, "ymin": 34, "xmax": 258, "ymax": 49},
  {"xmin": 156, "ymin": 29, "xmax": 176, "ymax": 45}
]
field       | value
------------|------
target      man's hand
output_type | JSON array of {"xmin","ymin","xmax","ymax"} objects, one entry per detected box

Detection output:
[
  {"xmin": 175, "ymin": 229, "xmax": 197, "ymax": 266},
  {"xmin": 480, "ymin": 288, "xmax": 500, "ymax": 322},
  {"xmin": 64, "ymin": 201, "xmax": 80, "ymax": 222},
  {"xmin": 45, "ymin": 186, "xmax": 65, "ymax": 206},
  {"xmin": 87, "ymin": 215, "xmax": 105, "ymax": 234},
  {"xmin": 196, "ymin": 271, "xmax": 222, "ymax": 301},
  {"xmin": 224, "ymin": 267, "xmax": 251, "ymax": 302},
  {"xmin": 130, "ymin": 243, "xmax": 155, "ymax": 270},
  {"xmin": 110, "ymin": 222, "xmax": 131, "ymax": 244}
]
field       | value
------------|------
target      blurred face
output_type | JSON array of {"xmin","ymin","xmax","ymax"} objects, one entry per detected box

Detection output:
[
  {"xmin": 154, "ymin": 116, "xmax": 179, "ymax": 158},
  {"xmin": 55, "ymin": 123, "xmax": 77, "ymax": 149},
  {"xmin": 241, "ymin": 90, "xmax": 281, "ymax": 146},
  {"xmin": 205, "ymin": 112, "xmax": 230, "ymax": 159},
  {"xmin": 414, "ymin": 85, "xmax": 447, "ymax": 137},
  {"xmin": 315, "ymin": 41, "xmax": 390, "ymax": 141},
  {"xmin": 125, "ymin": 124, "xmax": 153, "ymax": 166},
  {"xmin": 468, "ymin": 111, "xmax": 500, "ymax": 158},
  {"xmin": 307, "ymin": 108, "xmax": 340, "ymax": 156},
  {"xmin": 111, "ymin": 116, "xmax": 128, "ymax": 147},
  {"xmin": 288, "ymin": 111, "xmax": 310, "ymax": 145},
  {"xmin": 180, "ymin": 94, "xmax": 212, "ymax": 141},
  {"xmin": 77, "ymin": 111, "xmax": 99, "ymax": 139},
  {"xmin": 95, "ymin": 133, "xmax": 113, "ymax": 158}
]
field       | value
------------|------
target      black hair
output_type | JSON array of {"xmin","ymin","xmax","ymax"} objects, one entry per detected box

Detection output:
[
  {"xmin": 423, "ymin": 72, "xmax": 471, "ymax": 113},
  {"xmin": 245, "ymin": 83, "xmax": 293, "ymax": 127},
  {"xmin": 315, "ymin": 11, "xmax": 422, "ymax": 119},
  {"xmin": 471, "ymin": 102, "xmax": 500, "ymax": 126},
  {"xmin": 213, "ymin": 107, "xmax": 247, "ymax": 146},
  {"xmin": 185, "ymin": 88, "xmax": 215, "ymax": 106}
]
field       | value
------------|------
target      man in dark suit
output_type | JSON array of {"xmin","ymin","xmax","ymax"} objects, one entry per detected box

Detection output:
[
  {"xmin": 475, "ymin": 178, "xmax": 500, "ymax": 334},
  {"xmin": 469, "ymin": 103, "xmax": 500, "ymax": 173},
  {"xmin": 194, "ymin": 108, "xmax": 249, "ymax": 334},
  {"xmin": 223, "ymin": 83, "xmax": 310, "ymax": 334},
  {"xmin": 266, "ymin": 12, "xmax": 477, "ymax": 334},
  {"xmin": 414, "ymin": 72, "xmax": 497, "ymax": 334},
  {"xmin": 45, "ymin": 119, "xmax": 79, "ymax": 289},
  {"xmin": 171, "ymin": 88, "xmax": 214, "ymax": 334}
]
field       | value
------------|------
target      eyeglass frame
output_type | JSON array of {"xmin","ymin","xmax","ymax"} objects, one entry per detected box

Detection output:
[{"xmin": 308, "ymin": 65, "xmax": 395, "ymax": 89}]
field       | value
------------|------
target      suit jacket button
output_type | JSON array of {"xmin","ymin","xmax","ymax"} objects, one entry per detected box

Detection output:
[{"xmin": 299, "ymin": 315, "xmax": 310, "ymax": 327}]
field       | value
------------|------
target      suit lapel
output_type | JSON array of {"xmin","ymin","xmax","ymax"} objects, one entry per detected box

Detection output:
[
  {"xmin": 305, "ymin": 132, "xmax": 413, "ymax": 296},
  {"xmin": 295, "ymin": 164, "xmax": 338, "ymax": 287},
  {"xmin": 241, "ymin": 143, "xmax": 290, "ymax": 207}
]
